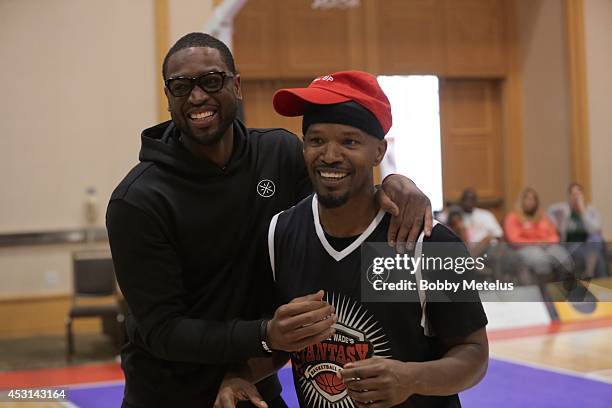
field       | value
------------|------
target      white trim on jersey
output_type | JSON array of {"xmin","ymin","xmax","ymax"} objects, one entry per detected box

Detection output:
[
  {"xmin": 268, "ymin": 211, "xmax": 282, "ymax": 282},
  {"xmin": 312, "ymin": 194, "xmax": 386, "ymax": 262},
  {"xmin": 414, "ymin": 219, "xmax": 440, "ymax": 336}
]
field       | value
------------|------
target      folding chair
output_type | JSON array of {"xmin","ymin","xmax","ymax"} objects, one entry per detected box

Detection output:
[{"xmin": 65, "ymin": 250, "xmax": 124, "ymax": 361}]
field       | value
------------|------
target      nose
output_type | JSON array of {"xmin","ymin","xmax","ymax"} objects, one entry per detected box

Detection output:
[
  {"xmin": 320, "ymin": 142, "xmax": 342, "ymax": 165},
  {"xmin": 188, "ymin": 84, "xmax": 210, "ymax": 105}
]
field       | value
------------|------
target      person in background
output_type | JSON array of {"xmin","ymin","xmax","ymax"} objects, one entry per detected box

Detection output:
[
  {"xmin": 504, "ymin": 187, "xmax": 572, "ymax": 281},
  {"xmin": 446, "ymin": 208, "xmax": 489, "ymax": 258},
  {"xmin": 548, "ymin": 183, "xmax": 607, "ymax": 278},
  {"xmin": 437, "ymin": 189, "xmax": 503, "ymax": 246},
  {"xmin": 457, "ymin": 188, "xmax": 503, "ymax": 245},
  {"xmin": 446, "ymin": 208, "xmax": 467, "ymax": 242}
]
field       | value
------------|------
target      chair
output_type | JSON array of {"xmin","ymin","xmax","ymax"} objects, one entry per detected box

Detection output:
[{"xmin": 65, "ymin": 250, "xmax": 125, "ymax": 362}]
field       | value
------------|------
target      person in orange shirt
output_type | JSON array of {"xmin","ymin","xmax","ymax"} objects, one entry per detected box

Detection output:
[
  {"xmin": 504, "ymin": 187, "xmax": 559, "ymax": 243},
  {"xmin": 504, "ymin": 188, "xmax": 572, "ymax": 280}
]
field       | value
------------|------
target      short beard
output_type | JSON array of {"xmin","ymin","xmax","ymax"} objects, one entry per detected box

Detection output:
[
  {"xmin": 174, "ymin": 105, "xmax": 236, "ymax": 147},
  {"xmin": 317, "ymin": 191, "xmax": 350, "ymax": 209}
]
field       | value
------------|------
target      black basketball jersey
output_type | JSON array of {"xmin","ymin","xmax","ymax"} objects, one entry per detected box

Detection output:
[{"xmin": 268, "ymin": 195, "xmax": 487, "ymax": 408}]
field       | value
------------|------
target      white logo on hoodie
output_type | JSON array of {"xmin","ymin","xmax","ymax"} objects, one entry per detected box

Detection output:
[{"xmin": 257, "ymin": 179, "xmax": 276, "ymax": 198}]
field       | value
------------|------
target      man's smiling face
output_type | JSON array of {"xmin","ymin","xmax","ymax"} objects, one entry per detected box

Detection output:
[
  {"xmin": 303, "ymin": 123, "xmax": 386, "ymax": 208},
  {"xmin": 164, "ymin": 46, "xmax": 241, "ymax": 147}
]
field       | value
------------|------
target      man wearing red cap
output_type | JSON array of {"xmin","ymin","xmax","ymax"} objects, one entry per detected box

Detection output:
[{"xmin": 216, "ymin": 71, "xmax": 488, "ymax": 408}]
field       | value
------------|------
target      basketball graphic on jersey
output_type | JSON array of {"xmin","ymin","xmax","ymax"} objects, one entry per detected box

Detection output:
[
  {"xmin": 314, "ymin": 371, "xmax": 346, "ymax": 395},
  {"xmin": 292, "ymin": 292, "xmax": 391, "ymax": 407}
]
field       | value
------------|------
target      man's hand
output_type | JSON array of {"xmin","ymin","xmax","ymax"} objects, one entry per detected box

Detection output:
[
  {"xmin": 267, "ymin": 290, "xmax": 336, "ymax": 352},
  {"xmin": 379, "ymin": 175, "xmax": 433, "ymax": 253},
  {"xmin": 339, "ymin": 357, "xmax": 417, "ymax": 408},
  {"xmin": 214, "ymin": 375, "xmax": 268, "ymax": 408}
]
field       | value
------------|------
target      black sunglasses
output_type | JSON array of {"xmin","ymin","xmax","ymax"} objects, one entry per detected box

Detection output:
[{"xmin": 165, "ymin": 71, "xmax": 235, "ymax": 97}]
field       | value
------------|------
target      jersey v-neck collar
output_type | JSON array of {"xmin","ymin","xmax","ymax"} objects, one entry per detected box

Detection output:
[{"xmin": 312, "ymin": 194, "xmax": 386, "ymax": 262}]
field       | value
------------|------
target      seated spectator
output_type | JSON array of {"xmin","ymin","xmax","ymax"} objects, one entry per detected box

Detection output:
[
  {"xmin": 505, "ymin": 187, "xmax": 559, "ymax": 244},
  {"xmin": 548, "ymin": 183, "xmax": 607, "ymax": 278},
  {"xmin": 504, "ymin": 187, "xmax": 572, "ymax": 279},
  {"xmin": 447, "ymin": 208, "xmax": 490, "ymax": 258},
  {"xmin": 439, "ymin": 187, "xmax": 503, "ymax": 246},
  {"xmin": 439, "ymin": 189, "xmax": 505, "ymax": 281}
]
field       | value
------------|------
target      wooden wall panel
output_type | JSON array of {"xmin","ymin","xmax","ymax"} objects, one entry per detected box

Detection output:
[
  {"xmin": 278, "ymin": 1, "xmax": 364, "ymax": 77},
  {"xmin": 444, "ymin": 0, "xmax": 507, "ymax": 76},
  {"xmin": 233, "ymin": 0, "xmax": 279, "ymax": 78},
  {"xmin": 364, "ymin": 0, "xmax": 446, "ymax": 74},
  {"xmin": 440, "ymin": 79, "xmax": 504, "ymax": 206},
  {"xmin": 0, "ymin": 295, "xmax": 101, "ymax": 337},
  {"xmin": 241, "ymin": 79, "xmax": 307, "ymax": 137},
  {"xmin": 234, "ymin": 0, "xmax": 508, "ymax": 78}
]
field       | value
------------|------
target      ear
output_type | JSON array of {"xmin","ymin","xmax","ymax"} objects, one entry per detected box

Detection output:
[
  {"xmin": 373, "ymin": 138, "xmax": 387, "ymax": 166},
  {"xmin": 233, "ymin": 73, "xmax": 242, "ymax": 101}
]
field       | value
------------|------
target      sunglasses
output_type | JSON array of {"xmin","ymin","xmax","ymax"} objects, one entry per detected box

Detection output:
[{"xmin": 165, "ymin": 71, "xmax": 235, "ymax": 97}]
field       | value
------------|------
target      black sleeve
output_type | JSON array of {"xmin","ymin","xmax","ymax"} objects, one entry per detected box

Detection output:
[
  {"xmin": 423, "ymin": 225, "xmax": 488, "ymax": 339},
  {"xmin": 292, "ymin": 136, "xmax": 312, "ymax": 201},
  {"xmin": 106, "ymin": 199, "xmax": 268, "ymax": 363},
  {"xmin": 254, "ymin": 216, "xmax": 281, "ymax": 317}
]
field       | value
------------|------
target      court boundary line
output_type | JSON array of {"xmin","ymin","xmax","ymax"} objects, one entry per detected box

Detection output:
[
  {"xmin": 65, "ymin": 379, "xmax": 125, "ymax": 390},
  {"xmin": 488, "ymin": 317, "xmax": 612, "ymax": 341},
  {"xmin": 490, "ymin": 355, "xmax": 612, "ymax": 385}
]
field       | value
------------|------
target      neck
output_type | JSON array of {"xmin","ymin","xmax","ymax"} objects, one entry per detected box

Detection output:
[
  {"xmin": 180, "ymin": 127, "xmax": 234, "ymax": 167},
  {"xmin": 318, "ymin": 186, "xmax": 379, "ymax": 237}
]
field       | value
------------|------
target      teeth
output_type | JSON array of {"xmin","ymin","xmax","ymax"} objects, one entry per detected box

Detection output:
[
  {"xmin": 320, "ymin": 171, "xmax": 348, "ymax": 179},
  {"xmin": 190, "ymin": 111, "xmax": 214, "ymax": 120}
]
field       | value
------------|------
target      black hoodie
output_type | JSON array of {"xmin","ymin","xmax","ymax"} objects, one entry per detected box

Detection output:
[{"xmin": 106, "ymin": 120, "xmax": 310, "ymax": 407}]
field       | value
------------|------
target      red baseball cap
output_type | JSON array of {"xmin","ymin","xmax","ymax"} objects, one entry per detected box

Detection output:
[{"xmin": 273, "ymin": 70, "xmax": 392, "ymax": 135}]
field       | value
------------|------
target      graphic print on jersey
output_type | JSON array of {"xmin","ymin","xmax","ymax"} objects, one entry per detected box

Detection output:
[{"xmin": 292, "ymin": 292, "xmax": 392, "ymax": 407}]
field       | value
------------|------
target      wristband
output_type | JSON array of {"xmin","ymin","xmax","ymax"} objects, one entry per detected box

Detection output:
[{"xmin": 260, "ymin": 319, "xmax": 273, "ymax": 354}]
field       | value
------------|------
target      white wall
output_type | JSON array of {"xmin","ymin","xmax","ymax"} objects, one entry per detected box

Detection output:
[
  {"xmin": 584, "ymin": 0, "xmax": 612, "ymax": 238},
  {"xmin": 0, "ymin": 0, "xmax": 215, "ymax": 298},
  {"xmin": 0, "ymin": 0, "xmax": 157, "ymax": 233},
  {"xmin": 169, "ymin": 0, "xmax": 214, "ymax": 44}
]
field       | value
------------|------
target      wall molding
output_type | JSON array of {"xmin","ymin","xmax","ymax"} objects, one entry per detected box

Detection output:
[
  {"xmin": 0, "ymin": 294, "xmax": 100, "ymax": 337},
  {"xmin": 565, "ymin": 0, "xmax": 592, "ymax": 199}
]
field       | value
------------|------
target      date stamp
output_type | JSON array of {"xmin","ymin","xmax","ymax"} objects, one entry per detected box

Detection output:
[{"xmin": 1, "ymin": 388, "xmax": 68, "ymax": 402}]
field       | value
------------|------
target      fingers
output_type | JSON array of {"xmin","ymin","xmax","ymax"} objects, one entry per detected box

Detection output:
[
  {"xmin": 339, "ymin": 365, "xmax": 378, "ymax": 382},
  {"xmin": 387, "ymin": 216, "xmax": 400, "ymax": 248},
  {"xmin": 344, "ymin": 377, "xmax": 379, "ymax": 392},
  {"xmin": 282, "ymin": 303, "xmax": 335, "ymax": 329},
  {"xmin": 289, "ymin": 314, "xmax": 337, "ymax": 342},
  {"xmin": 275, "ymin": 301, "xmax": 335, "ymax": 330},
  {"xmin": 276, "ymin": 299, "xmax": 333, "ymax": 320},
  {"xmin": 392, "ymin": 199, "xmax": 432, "ymax": 252},
  {"xmin": 214, "ymin": 391, "xmax": 236, "ymax": 408},
  {"xmin": 404, "ymin": 209, "xmax": 422, "ymax": 252},
  {"xmin": 376, "ymin": 188, "xmax": 400, "ymax": 217},
  {"xmin": 352, "ymin": 400, "xmax": 387, "ymax": 408},
  {"xmin": 348, "ymin": 389, "xmax": 383, "ymax": 405},
  {"xmin": 289, "ymin": 290, "xmax": 324, "ymax": 304},
  {"xmin": 269, "ymin": 299, "xmax": 337, "ymax": 351},
  {"xmin": 394, "ymin": 207, "xmax": 412, "ymax": 253},
  {"xmin": 290, "ymin": 325, "xmax": 336, "ymax": 351},
  {"xmin": 248, "ymin": 395, "xmax": 268, "ymax": 408}
]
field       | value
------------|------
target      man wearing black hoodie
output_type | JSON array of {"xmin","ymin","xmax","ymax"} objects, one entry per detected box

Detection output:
[{"xmin": 106, "ymin": 33, "xmax": 432, "ymax": 408}]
